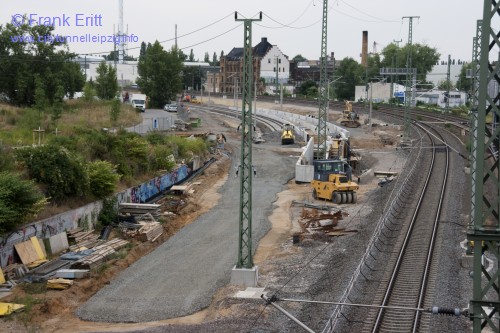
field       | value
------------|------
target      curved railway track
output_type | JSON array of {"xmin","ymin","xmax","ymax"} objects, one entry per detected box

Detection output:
[
  {"xmin": 363, "ymin": 122, "xmax": 449, "ymax": 333},
  {"xmin": 320, "ymin": 112, "xmax": 455, "ymax": 333},
  {"xmin": 189, "ymin": 104, "xmax": 285, "ymax": 132}
]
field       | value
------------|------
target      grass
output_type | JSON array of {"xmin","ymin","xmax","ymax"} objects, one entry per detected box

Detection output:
[
  {"xmin": 0, "ymin": 99, "xmax": 142, "ymax": 146},
  {"xmin": 9, "ymin": 295, "xmax": 44, "ymax": 328}
]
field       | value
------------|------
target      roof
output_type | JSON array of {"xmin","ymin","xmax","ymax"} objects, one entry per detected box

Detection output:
[
  {"xmin": 253, "ymin": 37, "xmax": 273, "ymax": 57},
  {"xmin": 226, "ymin": 48, "xmax": 244, "ymax": 61},
  {"xmin": 225, "ymin": 37, "xmax": 274, "ymax": 61}
]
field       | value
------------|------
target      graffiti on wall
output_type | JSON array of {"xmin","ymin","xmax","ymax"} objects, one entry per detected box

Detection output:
[{"xmin": 0, "ymin": 164, "xmax": 190, "ymax": 267}]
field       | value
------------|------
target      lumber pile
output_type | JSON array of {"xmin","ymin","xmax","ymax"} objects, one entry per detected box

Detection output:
[
  {"xmin": 121, "ymin": 221, "xmax": 163, "ymax": 242},
  {"xmin": 67, "ymin": 229, "xmax": 101, "ymax": 252},
  {"xmin": 138, "ymin": 222, "xmax": 163, "ymax": 242},
  {"xmin": 70, "ymin": 238, "xmax": 129, "ymax": 270},
  {"xmin": 119, "ymin": 203, "xmax": 161, "ymax": 220},
  {"xmin": 47, "ymin": 278, "xmax": 73, "ymax": 290}
]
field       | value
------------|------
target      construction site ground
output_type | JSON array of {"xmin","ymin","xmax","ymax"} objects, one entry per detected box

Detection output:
[{"xmin": 0, "ymin": 98, "xmax": 408, "ymax": 333}]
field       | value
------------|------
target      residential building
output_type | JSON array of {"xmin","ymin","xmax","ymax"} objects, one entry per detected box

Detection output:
[
  {"xmin": 289, "ymin": 53, "xmax": 336, "ymax": 88},
  {"xmin": 219, "ymin": 37, "xmax": 289, "ymax": 95}
]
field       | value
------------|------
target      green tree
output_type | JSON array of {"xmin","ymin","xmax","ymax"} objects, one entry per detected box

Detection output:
[
  {"xmin": 33, "ymin": 75, "xmax": 48, "ymax": 126},
  {"xmin": 16, "ymin": 145, "xmax": 90, "ymax": 201},
  {"xmin": 380, "ymin": 43, "xmax": 440, "ymax": 84},
  {"xmin": 139, "ymin": 42, "xmax": 147, "ymax": 59},
  {"xmin": 0, "ymin": 19, "xmax": 85, "ymax": 106},
  {"xmin": 438, "ymin": 79, "xmax": 454, "ymax": 91},
  {"xmin": 95, "ymin": 62, "xmax": 119, "ymax": 100},
  {"xmin": 87, "ymin": 160, "xmax": 121, "ymax": 199},
  {"xmin": 212, "ymin": 52, "xmax": 219, "ymax": 66},
  {"xmin": 0, "ymin": 172, "xmax": 46, "ymax": 234},
  {"xmin": 103, "ymin": 51, "xmax": 136, "ymax": 61},
  {"xmin": 292, "ymin": 54, "xmax": 307, "ymax": 62},
  {"xmin": 82, "ymin": 81, "xmax": 97, "ymax": 102},
  {"xmin": 110, "ymin": 98, "xmax": 121, "ymax": 124},
  {"xmin": 204, "ymin": 52, "xmax": 210, "ymax": 63},
  {"xmin": 189, "ymin": 49, "xmax": 195, "ymax": 62},
  {"xmin": 457, "ymin": 62, "xmax": 474, "ymax": 95},
  {"xmin": 137, "ymin": 43, "xmax": 183, "ymax": 107},
  {"xmin": 335, "ymin": 57, "xmax": 364, "ymax": 100},
  {"xmin": 299, "ymin": 80, "xmax": 317, "ymax": 97}
]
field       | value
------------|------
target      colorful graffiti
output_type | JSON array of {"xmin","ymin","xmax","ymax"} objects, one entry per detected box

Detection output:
[{"xmin": 0, "ymin": 164, "xmax": 190, "ymax": 268}]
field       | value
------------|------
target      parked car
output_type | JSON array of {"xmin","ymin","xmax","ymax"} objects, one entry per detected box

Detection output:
[
  {"xmin": 191, "ymin": 97, "xmax": 201, "ymax": 104},
  {"xmin": 164, "ymin": 103, "xmax": 177, "ymax": 112}
]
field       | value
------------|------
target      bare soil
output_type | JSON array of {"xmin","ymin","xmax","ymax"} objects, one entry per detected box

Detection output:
[{"xmin": 0, "ymin": 98, "xmax": 404, "ymax": 333}]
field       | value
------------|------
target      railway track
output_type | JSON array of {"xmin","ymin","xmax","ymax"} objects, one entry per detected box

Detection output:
[
  {"xmin": 189, "ymin": 104, "xmax": 285, "ymax": 132},
  {"xmin": 362, "ymin": 122, "xmax": 449, "ymax": 333},
  {"xmin": 321, "ymin": 113, "xmax": 453, "ymax": 333}
]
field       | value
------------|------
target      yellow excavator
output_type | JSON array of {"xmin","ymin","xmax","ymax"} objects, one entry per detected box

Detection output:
[
  {"xmin": 281, "ymin": 123, "xmax": 295, "ymax": 145},
  {"xmin": 340, "ymin": 100, "xmax": 361, "ymax": 128},
  {"xmin": 311, "ymin": 159, "xmax": 359, "ymax": 204}
]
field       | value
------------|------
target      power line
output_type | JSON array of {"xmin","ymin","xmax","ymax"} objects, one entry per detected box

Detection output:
[
  {"xmin": 258, "ymin": 12, "xmax": 323, "ymax": 29},
  {"xmin": 338, "ymin": 0, "xmax": 400, "ymax": 23}
]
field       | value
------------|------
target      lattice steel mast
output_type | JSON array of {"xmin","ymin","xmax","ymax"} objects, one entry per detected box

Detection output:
[
  {"xmin": 235, "ymin": 12, "xmax": 261, "ymax": 270},
  {"xmin": 402, "ymin": 16, "xmax": 419, "ymax": 141},
  {"xmin": 468, "ymin": 1, "xmax": 500, "ymax": 332},
  {"xmin": 317, "ymin": 0, "xmax": 328, "ymax": 160}
]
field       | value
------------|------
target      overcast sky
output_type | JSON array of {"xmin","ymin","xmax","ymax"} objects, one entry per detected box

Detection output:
[{"xmin": 2, "ymin": 1, "xmax": 484, "ymax": 63}]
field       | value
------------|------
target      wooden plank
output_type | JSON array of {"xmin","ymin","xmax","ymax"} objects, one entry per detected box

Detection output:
[
  {"xmin": 38, "ymin": 238, "xmax": 47, "ymax": 258},
  {"xmin": 0, "ymin": 268, "xmax": 5, "ymax": 284},
  {"xmin": 14, "ymin": 241, "xmax": 39, "ymax": 265},
  {"xmin": 374, "ymin": 171, "xmax": 399, "ymax": 177},
  {"xmin": 30, "ymin": 237, "xmax": 46, "ymax": 260}
]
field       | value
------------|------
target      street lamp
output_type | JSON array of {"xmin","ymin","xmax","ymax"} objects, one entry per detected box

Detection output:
[
  {"xmin": 226, "ymin": 73, "xmax": 237, "ymax": 108},
  {"xmin": 326, "ymin": 76, "xmax": 343, "ymax": 115}
]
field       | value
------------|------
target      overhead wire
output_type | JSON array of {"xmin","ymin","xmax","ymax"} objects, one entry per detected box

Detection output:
[
  {"xmin": 75, "ymin": 12, "xmax": 237, "ymax": 56},
  {"xmin": 338, "ymin": 0, "xmax": 400, "ymax": 23}
]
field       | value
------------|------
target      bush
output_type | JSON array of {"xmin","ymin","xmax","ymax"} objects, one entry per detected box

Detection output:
[
  {"xmin": 98, "ymin": 197, "xmax": 118, "ymax": 227},
  {"xmin": 87, "ymin": 160, "xmax": 121, "ymax": 198},
  {"xmin": 15, "ymin": 145, "xmax": 90, "ymax": 201},
  {"xmin": 0, "ymin": 172, "xmax": 46, "ymax": 234}
]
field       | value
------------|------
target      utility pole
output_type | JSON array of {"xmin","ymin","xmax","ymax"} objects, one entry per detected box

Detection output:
[
  {"xmin": 175, "ymin": 24, "xmax": 177, "ymax": 48},
  {"xmin": 275, "ymin": 56, "xmax": 279, "ymax": 100},
  {"xmin": 467, "ymin": 0, "xmax": 500, "ymax": 330},
  {"xmin": 445, "ymin": 54, "xmax": 451, "ymax": 113},
  {"xmin": 317, "ymin": 0, "xmax": 329, "ymax": 160},
  {"xmin": 231, "ymin": 11, "xmax": 262, "ymax": 287},
  {"xmin": 402, "ymin": 15, "xmax": 419, "ymax": 144},
  {"xmin": 390, "ymin": 39, "xmax": 402, "ymax": 103}
]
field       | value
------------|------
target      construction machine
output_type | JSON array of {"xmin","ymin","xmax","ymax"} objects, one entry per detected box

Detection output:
[
  {"xmin": 340, "ymin": 100, "xmax": 361, "ymax": 128},
  {"xmin": 281, "ymin": 123, "xmax": 295, "ymax": 145},
  {"xmin": 311, "ymin": 159, "xmax": 359, "ymax": 204}
]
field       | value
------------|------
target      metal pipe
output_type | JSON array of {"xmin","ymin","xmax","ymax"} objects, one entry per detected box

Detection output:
[{"xmin": 262, "ymin": 295, "xmax": 316, "ymax": 333}]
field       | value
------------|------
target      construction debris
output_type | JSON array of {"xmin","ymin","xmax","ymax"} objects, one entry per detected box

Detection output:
[
  {"xmin": 0, "ymin": 302, "xmax": 25, "ymax": 315},
  {"xmin": 71, "ymin": 238, "xmax": 129, "ymax": 270},
  {"xmin": 47, "ymin": 278, "xmax": 73, "ymax": 290},
  {"xmin": 295, "ymin": 208, "xmax": 357, "ymax": 239},
  {"xmin": 68, "ymin": 231, "xmax": 101, "ymax": 252},
  {"xmin": 138, "ymin": 222, "xmax": 163, "ymax": 242},
  {"xmin": 119, "ymin": 203, "xmax": 162, "ymax": 220},
  {"xmin": 55, "ymin": 269, "xmax": 89, "ymax": 279},
  {"xmin": 13, "ymin": 238, "xmax": 48, "ymax": 268}
]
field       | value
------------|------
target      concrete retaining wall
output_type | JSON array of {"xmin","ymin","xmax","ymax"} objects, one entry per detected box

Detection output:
[{"xmin": 0, "ymin": 164, "xmax": 190, "ymax": 268}]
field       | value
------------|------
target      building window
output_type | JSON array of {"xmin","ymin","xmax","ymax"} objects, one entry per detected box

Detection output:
[
  {"xmin": 278, "ymin": 58, "xmax": 281, "ymax": 64},
  {"xmin": 268, "ymin": 58, "xmax": 271, "ymax": 63},
  {"xmin": 279, "ymin": 67, "xmax": 281, "ymax": 72},
  {"xmin": 274, "ymin": 67, "xmax": 276, "ymax": 72}
]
